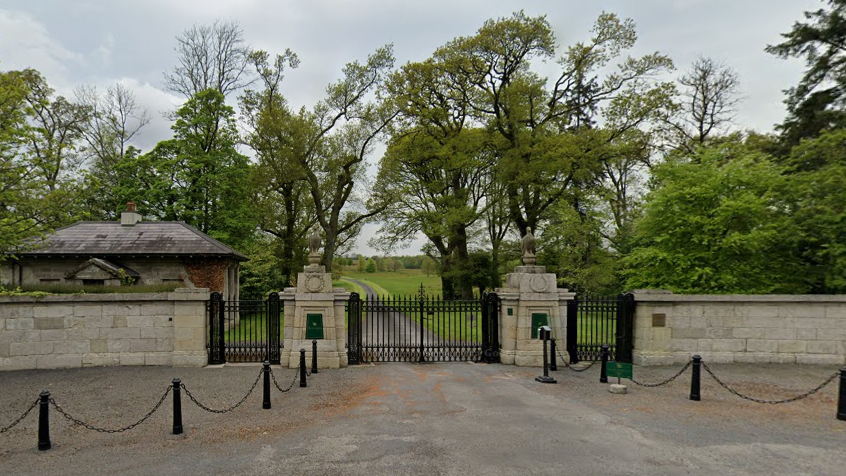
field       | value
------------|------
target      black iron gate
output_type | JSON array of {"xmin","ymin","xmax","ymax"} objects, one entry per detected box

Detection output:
[
  {"xmin": 566, "ymin": 293, "xmax": 635, "ymax": 363},
  {"xmin": 346, "ymin": 290, "xmax": 500, "ymax": 364},
  {"xmin": 207, "ymin": 292, "xmax": 283, "ymax": 365}
]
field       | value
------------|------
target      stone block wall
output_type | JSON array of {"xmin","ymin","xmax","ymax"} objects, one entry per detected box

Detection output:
[
  {"xmin": 632, "ymin": 291, "xmax": 846, "ymax": 366},
  {"xmin": 0, "ymin": 288, "xmax": 209, "ymax": 371}
]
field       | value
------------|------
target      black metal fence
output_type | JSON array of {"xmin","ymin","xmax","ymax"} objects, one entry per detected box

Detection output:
[
  {"xmin": 566, "ymin": 293, "xmax": 635, "ymax": 363},
  {"xmin": 208, "ymin": 292, "xmax": 283, "ymax": 365},
  {"xmin": 346, "ymin": 292, "xmax": 500, "ymax": 364}
]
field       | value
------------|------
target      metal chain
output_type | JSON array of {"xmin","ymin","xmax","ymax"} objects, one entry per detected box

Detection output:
[
  {"xmin": 555, "ymin": 349, "xmax": 596, "ymax": 372},
  {"xmin": 49, "ymin": 387, "xmax": 171, "ymax": 433},
  {"xmin": 0, "ymin": 398, "xmax": 39, "ymax": 433},
  {"xmin": 702, "ymin": 363, "xmax": 839, "ymax": 404},
  {"xmin": 181, "ymin": 369, "xmax": 262, "ymax": 414},
  {"xmin": 269, "ymin": 364, "xmax": 299, "ymax": 393},
  {"xmin": 631, "ymin": 361, "xmax": 691, "ymax": 387}
]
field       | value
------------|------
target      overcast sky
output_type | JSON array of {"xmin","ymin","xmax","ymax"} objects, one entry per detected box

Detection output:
[{"xmin": 0, "ymin": 0, "xmax": 821, "ymax": 255}]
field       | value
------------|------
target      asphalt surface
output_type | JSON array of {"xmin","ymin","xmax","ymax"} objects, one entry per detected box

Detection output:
[{"xmin": 1, "ymin": 361, "xmax": 845, "ymax": 476}]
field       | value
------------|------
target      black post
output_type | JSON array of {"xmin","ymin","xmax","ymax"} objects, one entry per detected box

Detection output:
[
  {"xmin": 690, "ymin": 355, "xmax": 702, "ymax": 401},
  {"xmin": 550, "ymin": 338, "xmax": 558, "ymax": 371},
  {"xmin": 837, "ymin": 367, "xmax": 846, "ymax": 421},
  {"xmin": 172, "ymin": 378, "xmax": 183, "ymax": 434},
  {"xmin": 419, "ymin": 288, "xmax": 425, "ymax": 363},
  {"xmin": 535, "ymin": 328, "xmax": 557, "ymax": 384},
  {"xmin": 263, "ymin": 361, "xmax": 271, "ymax": 409},
  {"xmin": 599, "ymin": 345, "xmax": 609, "ymax": 383},
  {"xmin": 312, "ymin": 340, "xmax": 319, "ymax": 374},
  {"xmin": 299, "ymin": 349, "xmax": 307, "ymax": 388},
  {"xmin": 38, "ymin": 390, "xmax": 51, "ymax": 451},
  {"xmin": 216, "ymin": 293, "xmax": 225, "ymax": 364}
]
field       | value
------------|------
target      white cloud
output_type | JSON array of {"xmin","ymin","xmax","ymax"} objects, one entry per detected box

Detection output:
[
  {"xmin": 93, "ymin": 32, "xmax": 115, "ymax": 66},
  {"xmin": 110, "ymin": 77, "xmax": 183, "ymax": 151},
  {"xmin": 0, "ymin": 9, "xmax": 85, "ymax": 80}
]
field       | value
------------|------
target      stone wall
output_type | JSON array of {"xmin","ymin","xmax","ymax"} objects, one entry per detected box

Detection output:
[
  {"xmin": 632, "ymin": 291, "xmax": 846, "ymax": 366},
  {"xmin": 0, "ymin": 288, "xmax": 209, "ymax": 371}
]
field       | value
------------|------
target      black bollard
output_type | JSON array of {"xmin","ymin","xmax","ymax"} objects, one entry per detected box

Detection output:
[
  {"xmin": 690, "ymin": 355, "xmax": 702, "ymax": 401},
  {"xmin": 535, "ymin": 327, "xmax": 557, "ymax": 384},
  {"xmin": 837, "ymin": 367, "xmax": 846, "ymax": 421},
  {"xmin": 38, "ymin": 390, "xmax": 51, "ymax": 451},
  {"xmin": 263, "ymin": 361, "xmax": 271, "ymax": 409},
  {"xmin": 550, "ymin": 338, "xmax": 558, "ymax": 371},
  {"xmin": 599, "ymin": 345, "xmax": 610, "ymax": 383},
  {"xmin": 312, "ymin": 340, "xmax": 319, "ymax": 374},
  {"xmin": 299, "ymin": 349, "xmax": 307, "ymax": 388},
  {"xmin": 172, "ymin": 378, "xmax": 183, "ymax": 435}
]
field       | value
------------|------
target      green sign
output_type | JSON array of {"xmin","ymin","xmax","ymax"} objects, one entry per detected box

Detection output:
[
  {"xmin": 305, "ymin": 313, "xmax": 324, "ymax": 339},
  {"xmin": 605, "ymin": 362, "xmax": 633, "ymax": 380},
  {"xmin": 531, "ymin": 313, "xmax": 548, "ymax": 339}
]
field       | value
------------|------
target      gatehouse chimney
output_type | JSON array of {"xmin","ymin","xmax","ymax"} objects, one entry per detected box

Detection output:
[{"xmin": 121, "ymin": 202, "xmax": 142, "ymax": 226}]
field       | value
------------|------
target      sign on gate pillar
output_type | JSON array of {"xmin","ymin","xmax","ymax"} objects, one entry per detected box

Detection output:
[{"xmin": 306, "ymin": 313, "xmax": 324, "ymax": 339}]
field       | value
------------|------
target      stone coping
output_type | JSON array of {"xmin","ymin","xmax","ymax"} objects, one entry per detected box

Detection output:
[
  {"xmin": 0, "ymin": 288, "xmax": 210, "ymax": 303},
  {"xmin": 632, "ymin": 291, "xmax": 846, "ymax": 303}
]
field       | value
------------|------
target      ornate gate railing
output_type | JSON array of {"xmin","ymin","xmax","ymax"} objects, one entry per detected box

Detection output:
[
  {"xmin": 566, "ymin": 293, "xmax": 635, "ymax": 363},
  {"xmin": 346, "ymin": 290, "xmax": 500, "ymax": 364},
  {"xmin": 207, "ymin": 292, "xmax": 283, "ymax": 365}
]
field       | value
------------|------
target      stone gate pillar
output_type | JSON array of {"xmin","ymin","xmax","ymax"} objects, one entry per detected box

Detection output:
[
  {"xmin": 279, "ymin": 229, "xmax": 349, "ymax": 369},
  {"xmin": 496, "ymin": 229, "xmax": 575, "ymax": 366}
]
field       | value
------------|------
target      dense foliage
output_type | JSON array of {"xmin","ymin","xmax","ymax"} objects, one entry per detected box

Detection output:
[{"xmin": 3, "ymin": 4, "xmax": 846, "ymax": 295}]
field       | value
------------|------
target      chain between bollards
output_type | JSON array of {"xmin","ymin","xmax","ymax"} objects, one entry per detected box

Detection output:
[
  {"xmin": 599, "ymin": 345, "xmax": 609, "ymax": 384},
  {"xmin": 312, "ymin": 340, "xmax": 319, "ymax": 374},
  {"xmin": 299, "ymin": 349, "xmax": 307, "ymax": 387},
  {"xmin": 38, "ymin": 390, "xmax": 51, "ymax": 451},
  {"xmin": 172, "ymin": 378, "xmax": 183, "ymax": 434},
  {"xmin": 690, "ymin": 355, "xmax": 702, "ymax": 401},
  {"xmin": 263, "ymin": 362, "xmax": 271, "ymax": 409}
]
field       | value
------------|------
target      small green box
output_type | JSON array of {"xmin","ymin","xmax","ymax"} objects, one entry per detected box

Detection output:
[
  {"xmin": 606, "ymin": 362, "xmax": 633, "ymax": 380},
  {"xmin": 305, "ymin": 313, "xmax": 324, "ymax": 339},
  {"xmin": 531, "ymin": 313, "xmax": 548, "ymax": 339}
]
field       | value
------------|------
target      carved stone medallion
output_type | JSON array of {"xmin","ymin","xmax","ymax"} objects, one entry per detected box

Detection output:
[
  {"xmin": 529, "ymin": 274, "xmax": 550, "ymax": 293},
  {"xmin": 305, "ymin": 273, "xmax": 324, "ymax": 292}
]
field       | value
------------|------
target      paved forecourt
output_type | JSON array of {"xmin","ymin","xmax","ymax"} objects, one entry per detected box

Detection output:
[{"xmin": 0, "ymin": 362, "xmax": 844, "ymax": 476}]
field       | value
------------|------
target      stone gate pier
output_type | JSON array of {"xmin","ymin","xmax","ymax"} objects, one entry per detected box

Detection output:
[
  {"xmin": 280, "ymin": 229, "xmax": 349, "ymax": 369},
  {"xmin": 496, "ymin": 229, "xmax": 574, "ymax": 366}
]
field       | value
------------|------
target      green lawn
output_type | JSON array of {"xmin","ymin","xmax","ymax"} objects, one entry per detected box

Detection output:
[
  {"xmin": 223, "ymin": 310, "xmax": 284, "ymax": 342},
  {"xmin": 575, "ymin": 313, "xmax": 618, "ymax": 345},
  {"xmin": 418, "ymin": 301, "xmax": 483, "ymax": 342},
  {"xmin": 341, "ymin": 269, "xmax": 441, "ymax": 296}
]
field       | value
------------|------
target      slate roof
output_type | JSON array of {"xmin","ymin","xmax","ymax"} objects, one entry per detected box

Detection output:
[{"xmin": 17, "ymin": 222, "xmax": 248, "ymax": 261}]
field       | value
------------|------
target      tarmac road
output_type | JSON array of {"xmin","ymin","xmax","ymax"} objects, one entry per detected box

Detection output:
[{"xmin": 1, "ymin": 361, "xmax": 844, "ymax": 476}]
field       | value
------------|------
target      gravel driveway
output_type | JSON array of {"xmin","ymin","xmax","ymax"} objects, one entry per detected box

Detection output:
[{"xmin": 1, "ymin": 361, "xmax": 844, "ymax": 476}]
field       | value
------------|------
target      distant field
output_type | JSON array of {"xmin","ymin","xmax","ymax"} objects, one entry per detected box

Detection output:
[{"xmin": 341, "ymin": 269, "xmax": 441, "ymax": 296}]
